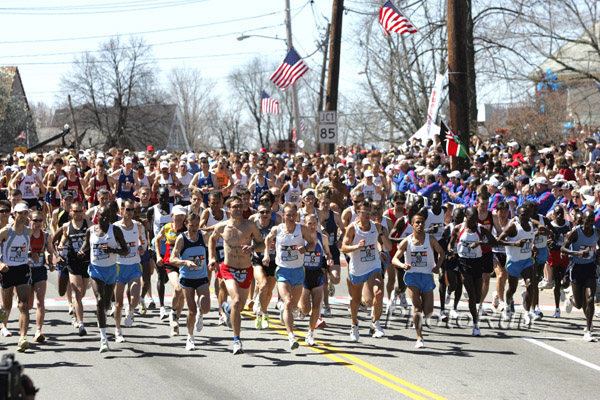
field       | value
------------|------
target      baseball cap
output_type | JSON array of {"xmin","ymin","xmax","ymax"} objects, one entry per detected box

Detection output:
[
  {"xmin": 499, "ymin": 181, "xmax": 515, "ymax": 191},
  {"xmin": 580, "ymin": 186, "xmax": 595, "ymax": 205},
  {"xmin": 515, "ymin": 175, "xmax": 530, "ymax": 184},
  {"xmin": 561, "ymin": 182, "xmax": 573, "ymax": 191},
  {"xmin": 61, "ymin": 191, "xmax": 74, "ymax": 199},
  {"xmin": 188, "ymin": 153, "xmax": 197, "ymax": 161},
  {"xmin": 14, "ymin": 203, "xmax": 29, "ymax": 213},
  {"xmin": 533, "ymin": 176, "xmax": 548, "ymax": 185},
  {"xmin": 302, "ymin": 188, "xmax": 315, "ymax": 198},
  {"xmin": 179, "ymin": 160, "xmax": 187, "ymax": 167},
  {"xmin": 171, "ymin": 205, "xmax": 187, "ymax": 216},
  {"xmin": 362, "ymin": 158, "xmax": 371, "ymax": 165},
  {"xmin": 159, "ymin": 161, "xmax": 169, "ymax": 169},
  {"xmin": 364, "ymin": 170, "xmax": 374, "ymax": 178},
  {"xmin": 447, "ymin": 170, "xmax": 461, "ymax": 179},
  {"xmin": 124, "ymin": 157, "xmax": 133, "ymax": 165},
  {"xmin": 147, "ymin": 145, "xmax": 154, "ymax": 151},
  {"xmin": 486, "ymin": 178, "xmax": 501, "ymax": 188},
  {"xmin": 507, "ymin": 141, "xmax": 519, "ymax": 149}
]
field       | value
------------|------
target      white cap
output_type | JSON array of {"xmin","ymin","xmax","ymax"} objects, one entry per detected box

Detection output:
[
  {"xmin": 448, "ymin": 171, "xmax": 461, "ymax": 179},
  {"xmin": 486, "ymin": 178, "xmax": 501, "ymax": 188},
  {"xmin": 533, "ymin": 176, "xmax": 548, "ymax": 185},
  {"xmin": 361, "ymin": 158, "xmax": 370, "ymax": 165},
  {"xmin": 507, "ymin": 141, "xmax": 519, "ymax": 149},
  {"xmin": 302, "ymin": 188, "xmax": 315, "ymax": 198},
  {"xmin": 199, "ymin": 152, "xmax": 208, "ymax": 159},
  {"xmin": 14, "ymin": 203, "xmax": 29, "ymax": 213},
  {"xmin": 159, "ymin": 161, "xmax": 169, "ymax": 169},
  {"xmin": 138, "ymin": 151, "xmax": 146, "ymax": 159},
  {"xmin": 179, "ymin": 160, "xmax": 187, "ymax": 167},
  {"xmin": 580, "ymin": 185, "xmax": 595, "ymax": 205},
  {"xmin": 188, "ymin": 153, "xmax": 197, "ymax": 161},
  {"xmin": 171, "ymin": 205, "xmax": 187, "ymax": 216},
  {"xmin": 539, "ymin": 147, "xmax": 552, "ymax": 154},
  {"xmin": 364, "ymin": 169, "xmax": 374, "ymax": 177},
  {"xmin": 124, "ymin": 157, "xmax": 133, "ymax": 165},
  {"xmin": 97, "ymin": 152, "xmax": 105, "ymax": 158},
  {"xmin": 336, "ymin": 163, "xmax": 346, "ymax": 169},
  {"xmin": 550, "ymin": 174, "xmax": 564, "ymax": 182}
]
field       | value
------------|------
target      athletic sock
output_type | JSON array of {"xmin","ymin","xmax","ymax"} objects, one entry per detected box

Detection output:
[
  {"xmin": 99, "ymin": 328, "xmax": 107, "ymax": 340},
  {"xmin": 233, "ymin": 336, "xmax": 240, "ymax": 342}
]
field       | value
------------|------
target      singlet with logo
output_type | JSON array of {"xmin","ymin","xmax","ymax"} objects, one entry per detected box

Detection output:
[
  {"xmin": 425, "ymin": 208, "xmax": 445, "ymax": 241},
  {"xmin": 67, "ymin": 220, "xmax": 89, "ymax": 264},
  {"xmin": 116, "ymin": 221, "xmax": 141, "ymax": 264},
  {"xmin": 179, "ymin": 232, "xmax": 208, "ymax": 280},
  {"xmin": 570, "ymin": 226, "xmax": 598, "ymax": 264},
  {"xmin": 505, "ymin": 220, "xmax": 535, "ymax": 262},
  {"xmin": 90, "ymin": 225, "xmax": 119, "ymax": 267},
  {"xmin": 304, "ymin": 232, "xmax": 325, "ymax": 270},
  {"xmin": 2, "ymin": 227, "xmax": 30, "ymax": 267},
  {"xmin": 348, "ymin": 220, "xmax": 380, "ymax": 276},
  {"xmin": 404, "ymin": 233, "xmax": 435, "ymax": 274},
  {"xmin": 456, "ymin": 224, "xmax": 483, "ymax": 259},
  {"xmin": 275, "ymin": 223, "xmax": 304, "ymax": 269},
  {"xmin": 30, "ymin": 231, "xmax": 47, "ymax": 268}
]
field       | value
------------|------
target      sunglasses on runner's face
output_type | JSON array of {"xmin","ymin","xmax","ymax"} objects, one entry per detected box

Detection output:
[
  {"xmin": 32, "ymin": 219, "xmax": 43, "ymax": 222},
  {"xmin": 259, "ymin": 210, "xmax": 270, "ymax": 214},
  {"xmin": 124, "ymin": 208, "xmax": 134, "ymax": 212},
  {"xmin": 0, "ymin": 209, "xmax": 9, "ymax": 214}
]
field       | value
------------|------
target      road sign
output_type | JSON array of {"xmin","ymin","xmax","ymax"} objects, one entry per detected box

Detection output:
[{"xmin": 318, "ymin": 111, "xmax": 337, "ymax": 144}]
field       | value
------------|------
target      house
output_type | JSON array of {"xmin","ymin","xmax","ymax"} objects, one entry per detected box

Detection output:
[
  {"xmin": 0, "ymin": 66, "xmax": 37, "ymax": 152},
  {"xmin": 528, "ymin": 21, "xmax": 600, "ymax": 127},
  {"xmin": 44, "ymin": 103, "xmax": 190, "ymax": 151}
]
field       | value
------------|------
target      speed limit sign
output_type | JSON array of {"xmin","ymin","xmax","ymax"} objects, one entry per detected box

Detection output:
[{"xmin": 318, "ymin": 111, "xmax": 337, "ymax": 144}]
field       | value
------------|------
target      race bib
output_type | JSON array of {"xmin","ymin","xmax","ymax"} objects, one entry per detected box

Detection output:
[
  {"xmin": 124, "ymin": 241, "xmax": 137, "ymax": 258},
  {"xmin": 580, "ymin": 245, "xmax": 595, "ymax": 260},
  {"xmin": 281, "ymin": 245, "xmax": 299, "ymax": 262},
  {"xmin": 520, "ymin": 240, "xmax": 532, "ymax": 254},
  {"xmin": 93, "ymin": 243, "xmax": 110, "ymax": 260},
  {"xmin": 459, "ymin": 241, "xmax": 475, "ymax": 257},
  {"xmin": 290, "ymin": 191, "xmax": 300, "ymax": 202},
  {"xmin": 8, "ymin": 246, "xmax": 27, "ymax": 263},
  {"xmin": 410, "ymin": 251, "xmax": 428, "ymax": 269},
  {"xmin": 189, "ymin": 255, "xmax": 205, "ymax": 271},
  {"xmin": 24, "ymin": 184, "xmax": 33, "ymax": 197},
  {"xmin": 359, "ymin": 244, "xmax": 376, "ymax": 263},
  {"xmin": 328, "ymin": 233, "xmax": 335, "ymax": 246}
]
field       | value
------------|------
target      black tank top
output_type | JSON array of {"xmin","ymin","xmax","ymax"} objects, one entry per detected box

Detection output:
[{"xmin": 67, "ymin": 219, "xmax": 90, "ymax": 263}]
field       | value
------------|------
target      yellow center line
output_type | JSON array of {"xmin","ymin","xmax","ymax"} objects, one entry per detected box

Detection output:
[{"xmin": 241, "ymin": 310, "xmax": 447, "ymax": 400}]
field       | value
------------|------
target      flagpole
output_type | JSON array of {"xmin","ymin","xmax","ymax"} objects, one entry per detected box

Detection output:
[{"xmin": 285, "ymin": 0, "xmax": 302, "ymax": 151}]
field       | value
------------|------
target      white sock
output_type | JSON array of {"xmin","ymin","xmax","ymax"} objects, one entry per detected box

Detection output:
[
  {"xmin": 100, "ymin": 328, "xmax": 107, "ymax": 340},
  {"xmin": 187, "ymin": 334, "xmax": 194, "ymax": 341},
  {"xmin": 288, "ymin": 332, "xmax": 295, "ymax": 340}
]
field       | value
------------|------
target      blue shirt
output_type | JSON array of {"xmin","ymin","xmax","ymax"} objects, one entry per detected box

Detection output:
[
  {"xmin": 418, "ymin": 182, "xmax": 442, "ymax": 200},
  {"xmin": 533, "ymin": 189, "xmax": 555, "ymax": 216},
  {"xmin": 398, "ymin": 170, "xmax": 418, "ymax": 193},
  {"xmin": 488, "ymin": 192, "xmax": 504, "ymax": 211},
  {"xmin": 187, "ymin": 163, "xmax": 201, "ymax": 175}
]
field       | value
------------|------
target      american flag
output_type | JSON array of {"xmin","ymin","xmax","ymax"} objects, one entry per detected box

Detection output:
[
  {"xmin": 269, "ymin": 46, "xmax": 309, "ymax": 91},
  {"xmin": 379, "ymin": 1, "xmax": 418, "ymax": 36},
  {"xmin": 292, "ymin": 120, "xmax": 306, "ymax": 142},
  {"xmin": 261, "ymin": 91, "xmax": 280, "ymax": 114}
]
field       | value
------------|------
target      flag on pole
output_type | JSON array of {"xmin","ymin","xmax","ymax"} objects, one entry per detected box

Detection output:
[
  {"xmin": 261, "ymin": 91, "xmax": 280, "ymax": 114},
  {"xmin": 379, "ymin": 1, "xmax": 418, "ymax": 36},
  {"xmin": 440, "ymin": 120, "xmax": 469, "ymax": 158},
  {"xmin": 15, "ymin": 131, "xmax": 26, "ymax": 141},
  {"xmin": 300, "ymin": 120, "xmax": 306, "ymax": 132},
  {"xmin": 269, "ymin": 47, "xmax": 309, "ymax": 90}
]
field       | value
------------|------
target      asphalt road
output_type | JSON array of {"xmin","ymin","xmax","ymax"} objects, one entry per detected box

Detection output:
[{"xmin": 1, "ymin": 270, "xmax": 599, "ymax": 400}]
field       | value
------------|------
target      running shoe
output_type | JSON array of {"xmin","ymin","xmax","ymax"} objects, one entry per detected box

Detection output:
[
  {"xmin": 523, "ymin": 311, "xmax": 533, "ymax": 326},
  {"xmin": 478, "ymin": 304, "xmax": 484, "ymax": 316},
  {"xmin": 99, "ymin": 339, "xmax": 109, "ymax": 353},
  {"xmin": 371, "ymin": 321, "xmax": 385, "ymax": 338},
  {"xmin": 440, "ymin": 310, "xmax": 448, "ymax": 323},
  {"xmin": 289, "ymin": 335, "xmax": 299, "ymax": 351},
  {"xmin": 583, "ymin": 330, "xmax": 597, "ymax": 342},
  {"xmin": 502, "ymin": 310, "xmax": 513, "ymax": 321},
  {"xmin": 1, "ymin": 326, "xmax": 12, "ymax": 337},
  {"xmin": 538, "ymin": 279, "xmax": 554, "ymax": 290},
  {"xmin": 34, "ymin": 331, "xmax": 45, "ymax": 343},
  {"xmin": 492, "ymin": 291, "xmax": 500, "ymax": 309},
  {"xmin": 221, "ymin": 302, "xmax": 231, "ymax": 328},
  {"xmin": 255, "ymin": 311, "xmax": 263, "ymax": 330},
  {"xmin": 350, "ymin": 325, "xmax": 360, "ymax": 342},
  {"xmin": 139, "ymin": 300, "xmax": 147, "ymax": 315},
  {"xmin": 315, "ymin": 317, "xmax": 327, "ymax": 329},
  {"xmin": 399, "ymin": 292, "xmax": 409, "ymax": 308},
  {"xmin": 148, "ymin": 300, "xmax": 156, "ymax": 310},
  {"xmin": 359, "ymin": 302, "xmax": 368, "ymax": 312},
  {"xmin": 521, "ymin": 291, "xmax": 527, "ymax": 309},
  {"xmin": 125, "ymin": 311, "xmax": 134, "ymax": 328},
  {"xmin": 386, "ymin": 298, "xmax": 396, "ymax": 315},
  {"xmin": 560, "ymin": 288, "xmax": 565, "ymax": 302},
  {"xmin": 328, "ymin": 283, "xmax": 335, "ymax": 297},
  {"xmin": 107, "ymin": 302, "xmax": 116, "ymax": 317},
  {"xmin": 71, "ymin": 317, "xmax": 78, "ymax": 328},
  {"xmin": 449, "ymin": 308, "xmax": 460, "ymax": 319},
  {"xmin": 170, "ymin": 323, "xmax": 179, "ymax": 337},
  {"xmin": 533, "ymin": 306, "xmax": 543, "ymax": 321},
  {"xmin": 78, "ymin": 323, "xmax": 87, "ymax": 337},
  {"xmin": 472, "ymin": 324, "xmax": 481, "ymax": 336},
  {"xmin": 195, "ymin": 313, "xmax": 204, "ymax": 332},
  {"xmin": 246, "ymin": 299, "xmax": 255, "ymax": 312},
  {"xmin": 463, "ymin": 289, "xmax": 469, "ymax": 300},
  {"xmin": 321, "ymin": 305, "xmax": 332, "ymax": 317},
  {"xmin": 115, "ymin": 330, "xmax": 125, "ymax": 343},
  {"xmin": 498, "ymin": 301, "xmax": 507, "ymax": 312},
  {"xmin": 159, "ymin": 306, "xmax": 168, "ymax": 320},
  {"xmin": 445, "ymin": 290, "xmax": 451, "ymax": 306},
  {"xmin": 252, "ymin": 299, "xmax": 261, "ymax": 315},
  {"xmin": 305, "ymin": 331, "xmax": 316, "ymax": 346},
  {"xmin": 262, "ymin": 314, "xmax": 270, "ymax": 329},
  {"xmin": 68, "ymin": 304, "xmax": 74, "ymax": 316},
  {"xmin": 233, "ymin": 340, "xmax": 244, "ymax": 355},
  {"xmin": 595, "ymin": 309, "xmax": 600, "ymax": 318},
  {"xmin": 218, "ymin": 314, "xmax": 227, "ymax": 326},
  {"xmin": 186, "ymin": 337, "xmax": 196, "ymax": 351},
  {"xmin": 279, "ymin": 305, "xmax": 285, "ymax": 324},
  {"xmin": 17, "ymin": 337, "xmax": 29, "ymax": 352},
  {"xmin": 565, "ymin": 295, "xmax": 573, "ymax": 313},
  {"xmin": 415, "ymin": 338, "xmax": 424, "ymax": 349},
  {"xmin": 552, "ymin": 308, "xmax": 560, "ymax": 318}
]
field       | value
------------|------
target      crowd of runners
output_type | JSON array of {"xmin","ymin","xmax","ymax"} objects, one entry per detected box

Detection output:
[{"xmin": 0, "ymin": 134, "xmax": 599, "ymax": 354}]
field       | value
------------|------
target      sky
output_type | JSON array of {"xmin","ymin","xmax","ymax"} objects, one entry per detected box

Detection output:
[{"xmin": 0, "ymin": 0, "xmax": 365, "ymax": 108}]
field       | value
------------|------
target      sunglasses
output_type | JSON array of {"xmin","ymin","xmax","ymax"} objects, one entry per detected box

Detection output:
[
  {"xmin": 124, "ymin": 207, "xmax": 134, "ymax": 212},
  {"xmin": 0, "ymin": 209, "xmax": 10, "ymax": 214},
  {"xmin": 258, "ymin": 210, "xmax": 270, "ymax": 214},
  {"xmin": 395, "ymin": 202, "xmax": 405, "ymax": 206},
  {"xmin": 32, "ymin": 218, "xmax": 43, "ymax": 222}
]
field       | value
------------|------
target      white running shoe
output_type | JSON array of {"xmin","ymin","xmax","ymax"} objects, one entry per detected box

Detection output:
[
  {"xmin": 399, "ymin": 291, "xmax": 408, "ymax": 308},
  {"xmin": 371, "ymin": 321, "xmax": 385, "ymax": 338},
  {"xmin": 523, "ymin": 311, "xmax": 533, "ymax": 326},
  {"xmin": 502, "ymin": 310, "xmax": 513, "ymax": 322},
  {"xmin": 565, "ymin": 295, "xmax": 574, "ymax": 313},
  {"xmin": 233, "ymin": 340, "xmax": 244, "ymax": 355},
  {"xmin": 125, "ymin": 311, "xmax": 133, "ymax": 328},
  {"xmin": 195, "ymin": 313, "xmax": 204, "ymax": 332},
  {"xmin": 533, "ymin": 306, "xmax": 543, "ymax": 321},
  {"xmin": 289, "ymin": 335, "xmax": 299, "ymax": 351},
  {"xmin": 521, "ymin": 291, "xmax": 527, "ymax": 309},
  {"xmin": 492, "ymin": 291, "xmax": 500, "ymax": 309},
  {"xmin": 498, "ymin": 301, "xmax": 507, "ymax": 312},
  {"xmin": 107, "ymin": 302, "xmax": 116, "ymax": 317},
  {"xmin": 440, "ymin": 310, "xmax": 448, "ymax": 323},
  {"xmin": 386, "ymin": 298, "xmax": 396, "ymax": 315},
  {"xmin": 186, "ymin": 336, "xmax": 196, "ymax": 351},
  {"xmin": 415, "ymin": 338, "xmax": 424, "ymax": 349},
  {"xmin": 321, "ymin": 305, "xmax": 332, "ymax": 317},
  {"xmin": 328, "ymin": 283, "xmax": 336, "ymax": 297},
  {"xmin": 445, "ymin": 291, "xmax": 451, "ymax": 305},
  {"xmin": 159, "ymin": 306, "xmax": 168, "ymax": 320},
  {"xmin": 350, "ymin": 325, "xmax": 360, "ymax": 342},
  {"xmin": 583, "ymin": 330, "xmax": 597, "ymax": 342},
  {"xmin": 449, "ymin": 309, "xmax": 460, "ymax": 319},
  {"xmin": 115, "ymin": 330, "xmax": 125, "ymax": 343},
  {"xmin": 1, "ymin": 326, "xmax": 11, "ymax": 337},
  {"xmin": 552, "ymin": 308, "xmax": 560, "ymax": 318},
  {"xmin": 472, "ymin": 324, "xmax": 481, "ymax": 336},
  {"xmin": 305, "ymin": 331, "xmax": 316, "ymax": 346},
  {"xmin": 463, "ymin": 289, "xmax": 469, "ymax": 300},
  {"xmin": 99, "ymin": 339, "xmax": 109, "ymax": 353},
  {"xmin": 560, "ymin": 288, "xmax": 565, "ymax": 302},
  {"xmin": 68, "ymin": 304, "xmax": 74, "ymax": 316}
]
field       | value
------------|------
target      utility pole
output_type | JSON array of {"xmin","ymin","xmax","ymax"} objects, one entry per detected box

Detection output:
[
  {"xmin": 285, "ymin": 0, "xmax": 302, "ymax": 153},
  {"xmin": 325, "ymin": 0, "xmax": 344, "ymax": 155},
  {"xmin": 67, "ymin": 94, "xmax": 80, "ymax": 153},
  {"xmin": 447, "ymin": 0, "xmax": 470, "ymax": 170},
  {"xmin": 317, "ymin": 23, "xmax": 331, "ymax": 154}
]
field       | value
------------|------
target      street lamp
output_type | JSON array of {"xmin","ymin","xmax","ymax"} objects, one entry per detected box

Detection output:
[{"xmin": 236, "ymin": 34, "xmax": 287, "ymax": 45}]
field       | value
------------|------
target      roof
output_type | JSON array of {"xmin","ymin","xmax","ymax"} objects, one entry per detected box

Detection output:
[{"xmin": 529, "ymin": 21, "xmax": 600, "ymax": 83}]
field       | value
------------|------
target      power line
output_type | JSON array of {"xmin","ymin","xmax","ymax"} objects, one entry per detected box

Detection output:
[
  {"xmin": 0, "ymin": 10, "xmax": 284, "ymax": 44},
  {"xmin": 0, "ymin": 0, "xmax": 207, "ymax": 15}
]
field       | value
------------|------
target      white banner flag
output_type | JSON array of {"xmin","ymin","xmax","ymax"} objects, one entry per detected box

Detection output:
[{"xmin": 425, "ymin": 74, "xmax": 446, "ymax": 139}]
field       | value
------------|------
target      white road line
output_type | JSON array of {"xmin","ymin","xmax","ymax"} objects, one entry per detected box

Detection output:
[{"xmin": 523, "ymin": 337, "xmax": 600, "ymax": 372}]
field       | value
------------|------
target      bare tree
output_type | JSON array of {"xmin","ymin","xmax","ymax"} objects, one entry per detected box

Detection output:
[
  {"xmin": 168, "ymin": 66, "xmax": 215, "ymax": 149},
  {"xmin": 0, "ymin": 68, "xmax": 34, "ymax": 152},
  {"xmin": 60, "ymin": 36, "xmax": 163, "ymax": 148},
  {"xmin": 206, "ymin": 101, "xmax": 248, "ymax": 152},
  {"xmin": 30, "ymin": 102, "xmax": 54, "ymax": 129}
]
